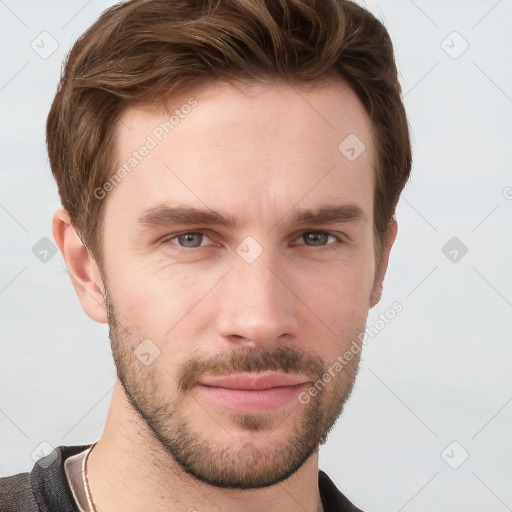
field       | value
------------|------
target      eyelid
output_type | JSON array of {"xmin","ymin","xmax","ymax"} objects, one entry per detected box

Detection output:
[
  {"xmin": 163, "ymin": 229, "xmax": 216, "ymax": 247},
  {"xmin": 293, "ymin": 231, "xmax": 342, "ymax": 246},
  {"xmin": 161, "ymin": 229, "xmax": 345, "ymax": 251}
]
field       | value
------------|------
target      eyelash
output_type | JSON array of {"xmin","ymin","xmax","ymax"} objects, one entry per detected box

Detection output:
[{"xmin": 161, "ymin": 230, "xmax": 344, "ymax": 253}]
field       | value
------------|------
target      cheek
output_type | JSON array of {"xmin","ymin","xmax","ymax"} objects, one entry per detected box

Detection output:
[
  {"xmin": 100, "ymin": 213, "xmax": 207, "ymax": 318},
  {"xmin": 107, "ymin": 261, "xmax": 227, "ymax": 344},
  {"xmin": 291, "ymin": 261, "xmax": 374, "ymax": 354},
  {"xmin": 298, "ymin": 257, "xmax": 374, "ymax": 313}
]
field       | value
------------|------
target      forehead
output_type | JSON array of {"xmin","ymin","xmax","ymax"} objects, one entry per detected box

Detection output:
[{"xmin": 106, "ymin": 77, "xmax": 376, "ymax": 230}]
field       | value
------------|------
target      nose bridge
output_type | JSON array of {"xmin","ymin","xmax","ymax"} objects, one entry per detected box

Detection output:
[
  {"xmin": 215, "ymin": 244, "xmax": 298, "ymax": 345},
  {"xmin": 236, "ymin": 251, "xmax": 282, "ymax": 305}
]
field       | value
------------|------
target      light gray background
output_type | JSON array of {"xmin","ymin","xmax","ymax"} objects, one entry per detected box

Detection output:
[{"xmin": 1, "ymin": 1, "xmax": 511, "ymax": 511}]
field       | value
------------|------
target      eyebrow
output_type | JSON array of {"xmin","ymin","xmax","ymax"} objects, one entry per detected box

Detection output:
[{"xmin": 137, "ymin": 203, "xmax": 367, "ymax": 230}]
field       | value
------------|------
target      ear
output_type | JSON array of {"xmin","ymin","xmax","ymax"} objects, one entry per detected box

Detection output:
[
  {"xmin": 369, "ymin": 217, "xmax": 398, "ymax": 308},
  {"xmin": 52, "ymin": 208, "xmax": 108, "ymax": 323}
]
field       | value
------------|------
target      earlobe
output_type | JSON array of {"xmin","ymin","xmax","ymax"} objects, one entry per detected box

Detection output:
[
  {"xmin": 52, "ymin": 208, "xmax": 108, "ymax": 324},
  {"xmin": 370, "ymin": 218, "xmax": 398, "ymax": 308}
]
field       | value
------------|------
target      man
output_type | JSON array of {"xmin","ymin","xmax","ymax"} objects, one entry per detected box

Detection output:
[{"xmin": 0, "ymin": 0, "xmax": 411, "ymax": 510}]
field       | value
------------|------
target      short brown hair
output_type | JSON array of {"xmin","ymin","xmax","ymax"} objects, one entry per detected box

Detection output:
[{"xmin": 47, "ymin": 0, "xmax": 411, "ymax": 265}]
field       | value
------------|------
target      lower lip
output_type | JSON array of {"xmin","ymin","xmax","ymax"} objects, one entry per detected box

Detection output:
[{"xmin": 195, "ymin": 384, "xmax": 308, "ymax": 413}]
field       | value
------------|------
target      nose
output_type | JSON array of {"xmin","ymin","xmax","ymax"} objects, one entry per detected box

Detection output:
[{"xmin": 215, "ymin": 250, "xmax": 299, "ymax": 348}]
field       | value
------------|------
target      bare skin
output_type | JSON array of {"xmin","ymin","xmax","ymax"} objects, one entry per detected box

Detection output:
[{"xmin": 53, "ymin": 76, "xmax": 397, "ymax": 512}]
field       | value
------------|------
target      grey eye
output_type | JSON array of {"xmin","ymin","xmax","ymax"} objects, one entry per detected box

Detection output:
[
  {"xmin": 172, "ymin": 232, "xmax": 206, "ymax": 248},
  {"xmin": 299, "ymin": 232, "xmax": 331, "ymax": 246}
]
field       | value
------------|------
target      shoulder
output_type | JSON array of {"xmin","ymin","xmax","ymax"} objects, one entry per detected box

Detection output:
[
  {"xmin": 0, "ymin": 471, "xmax": 38, "ymax": 512},
  {"xmin": 0, "ymin": 444, "xmax": 92, "ymax": 512},
  {"xmin": 319, "ymin": 470, "xmax": 366, "ymax": 512}
]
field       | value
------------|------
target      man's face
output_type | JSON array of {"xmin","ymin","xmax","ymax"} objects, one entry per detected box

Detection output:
[{"xmin": 98, "ymin": 78, "xmax": 378, "ymax": 489}]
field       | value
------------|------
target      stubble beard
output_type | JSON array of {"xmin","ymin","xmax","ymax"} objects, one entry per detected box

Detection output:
[{"xmin": 104, "ymin": 288, "xmax": 362, "ymax": 489}]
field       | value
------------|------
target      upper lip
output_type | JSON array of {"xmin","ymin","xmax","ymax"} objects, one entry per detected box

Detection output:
[{"xmin": 197, "ymin": 372, "xmax": 310, "ymax": 390}]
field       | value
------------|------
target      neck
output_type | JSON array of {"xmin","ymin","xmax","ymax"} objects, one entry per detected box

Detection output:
[{"xmin": 86, "ymin": 380, "xmax": 324, "ymax": 512}]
